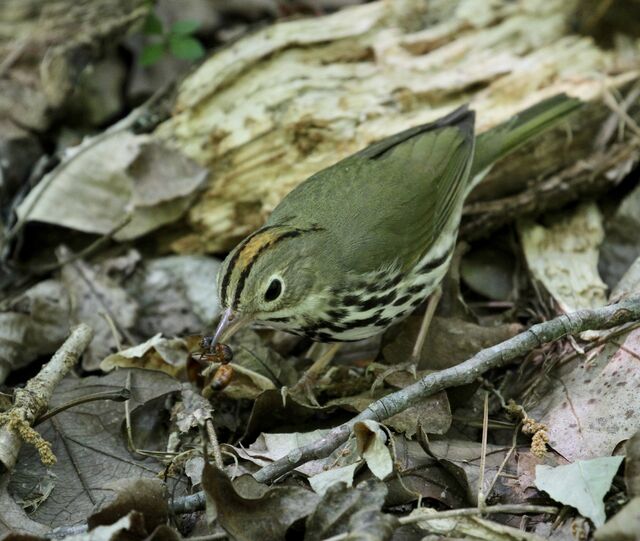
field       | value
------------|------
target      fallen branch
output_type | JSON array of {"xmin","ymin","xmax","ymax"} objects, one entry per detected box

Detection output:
[
  {"xmin": 0, "ymin": 323, "xmax": 93, "ymax": 471},
  {"xmin": 253, "ymin": 296, "xmax": 640, "ymax": 483},
  {"xmin": 168, "ymin": 296, "xmax": 640, "ymax": 514}
]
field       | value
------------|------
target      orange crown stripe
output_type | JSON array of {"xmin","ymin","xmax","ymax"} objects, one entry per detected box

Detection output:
[{"xmin": 236, "ymin": 228, "xmax": 288, "ymax": 270}]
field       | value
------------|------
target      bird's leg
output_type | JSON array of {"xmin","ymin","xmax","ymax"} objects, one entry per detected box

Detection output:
[
  {"xmin": 371, "ymin": 286, "xmax": 442, "ymax": 392},
  {"xmin": 284, "ymin": 342, "xmax": 341, "ymax": 406},
  {"xmin": 410, "ymin": 285, "xmax": 442, "ymax": 368}
]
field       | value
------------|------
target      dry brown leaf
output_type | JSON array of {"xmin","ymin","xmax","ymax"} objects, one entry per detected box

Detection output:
[
  {"xmin": 16, "ymin": 133, "xmax": 207, "ymax": 241},
  {"xmin": 529, "ymin": 327, "xmax": 640, "ymax": 461},
  {"xmin": 101, "ymin": 334, "xmax": 190, "ymax": 378},
  {"xmin": 8, "ymin": 369, "xmax": 181, "ymax": 529},
  {"xmin": 0, "ymin": 280, "xmax": 70, "ymax": 383},
  {"xmin": 202, "ymin": 464, "xmax": 319, "ymax": 541}
]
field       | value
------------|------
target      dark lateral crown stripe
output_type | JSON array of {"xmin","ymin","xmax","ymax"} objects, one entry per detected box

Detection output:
[
  {"xmin": 231, "ymin": 229, "xmax": 303, "ymax": 308},
  {"xmin": 220, "ymin": 226, "xmax": 277, "ymax": 306},
  {"xmin": 221, "ymin": 224, "xmax": 325, "ymax": 309}
]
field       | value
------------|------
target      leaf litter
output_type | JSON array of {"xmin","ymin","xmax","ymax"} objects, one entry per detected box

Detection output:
[
  {"xmin": 1, "ymin": 4, "xmax": 640, "ymax": 541},
  {"xmin": 4, "ymin": 192, "xmax": 640, "ymax": 539}
]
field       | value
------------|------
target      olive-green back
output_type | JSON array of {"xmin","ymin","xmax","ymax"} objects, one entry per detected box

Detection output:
[{"xmin": 267, "ymin": 108, "xmax": 476, "ymax": 273}]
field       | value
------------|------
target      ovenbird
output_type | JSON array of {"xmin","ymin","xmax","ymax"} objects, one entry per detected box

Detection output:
[{"xmin": 211, "ymin": 95, "xmax": 580, "ymax": 345}]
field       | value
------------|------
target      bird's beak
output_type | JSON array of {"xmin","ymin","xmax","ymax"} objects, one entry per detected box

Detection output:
[{"xmin": 209, "ymin": 307, "xmax": 249, "ymax": 347}]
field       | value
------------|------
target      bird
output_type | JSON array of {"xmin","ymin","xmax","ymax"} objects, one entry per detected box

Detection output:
[{"xmin": 210, "ymin": 95, "xmax": 580, "ymax": 349}]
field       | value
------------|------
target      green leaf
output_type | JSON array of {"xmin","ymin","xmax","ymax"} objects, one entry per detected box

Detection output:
[
  {"xmin": 169, "ymin": 35, "xmax": 205, "ymax": 61},
  {"xmin": 139, "ymin": 42, "xmax": 165, "ymax": 66},
  {"xmin": 170, "ymin": 19, "xmax": 200, "ymax": 36},
  {"xmin": 142, "ymin": 12, "xmax": 164, "ymax": 35},
  {"xmin": 535, "ymin": 456, "xmax": 624, "ymax": 526}
]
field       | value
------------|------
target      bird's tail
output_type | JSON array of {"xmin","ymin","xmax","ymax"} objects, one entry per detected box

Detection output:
[{"xmin": 470, "ymin": 93, "xmax": 582, "ymax": 182}]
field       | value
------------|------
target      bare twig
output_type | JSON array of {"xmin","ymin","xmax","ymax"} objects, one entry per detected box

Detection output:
[
  {"xmin": 601, "ymin": 85, "xmax": 640, "ymax": 142},
  {"xmin": 20, "ymin": 215, "xmax": 132, "ymax": 275},
  {"xmin": 411, "ymin": 286, "xmax": 442, "ymax": 362},
  {"xmin": 170, "ymin": 491, "xmax": 207, "ymax": 514},
  {"xmin": 35, "ymin": 389, "xmax": 130, "ymax": 426},
  {"xmin": 168, "ymin": 296, "xmax": 640, "ymax": 514},
  {"xmin": 0, "ymin": 324, "xmax": 93, "ymax": 471},
  {"xmin": 321, "ymin": 504, "xmax": 559, "ymax": 541},
  {"xmin": 183, "ymin": 534, "xmax": 227, "ymax": 541},
  {"xmin": 484, "ymin": 422, "xmax": 520, "ymax": 500},
  {"xmin": 205, "ymin": 418, "xmax": 224, "ymax": 469},
  {"xmin": 252, "ymin": 296, "xmax": 640, "ymax": 484},
  {"xmin": 63, "ymin": 250, "xmax": 137, "ymax": 347},
  {"xmin": 0, "ymin": 38, "xmax": 28, "ymax": 77},
  {"xmin": 477, "ymin": 391, "xmax": 489, "ymax": 509}
]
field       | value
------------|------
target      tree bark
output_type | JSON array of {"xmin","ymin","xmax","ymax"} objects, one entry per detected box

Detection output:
[{"xmin": 153, "ymin": 0, "xmax": 640, "ymax": 254}]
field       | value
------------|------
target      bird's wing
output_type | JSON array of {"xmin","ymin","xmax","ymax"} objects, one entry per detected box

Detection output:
[{"xmin": 268, "ymin": 107, "xmax": 476, "ymax": 274}]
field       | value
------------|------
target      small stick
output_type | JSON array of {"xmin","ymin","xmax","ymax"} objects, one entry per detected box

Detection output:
[
  {"xmin": 20, "ymin": 215, "xmax": 132, "ymax": 275},
  {"xmin": 477, "ymin": 391, "xmax": 489, "ymax": 510},
  {"xmin": 35, "ymin": 389, "xmax": 130, "ymax": 426},
  {"xmin": 484, "ymin": 422, "xmax": 520, "ymax": 500},
  {"xmin": 205, "ymin": 418, "xmax": 224, "ymax": 469},
  {"xmin": 0, "ymin": 324, "xmax": 93, "ymax": 471},
  {"xmin": 253, "ymin": 295, "xmax": 640, "ymax": 483},
  {"xmin": 321, "ymin": 504, "xmax": 559, "ymax": 541},
  {"xmin": 170, "ymin": 296, "xmax": 640, "ymax": 510},
  {"xmin": 411, "ymin": 286, "xmax": 442, "ymax": 363}
]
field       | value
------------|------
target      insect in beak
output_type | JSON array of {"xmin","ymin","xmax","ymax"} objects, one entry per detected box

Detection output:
[{"xmin": 208, "ymin": 307, "xmax": 249, "ymax": 348}]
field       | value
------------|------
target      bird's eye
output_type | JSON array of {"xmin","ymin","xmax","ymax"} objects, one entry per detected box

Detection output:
[{"xmin": 264, "ymin": 278, "xmax": 283, "ymax": 302}]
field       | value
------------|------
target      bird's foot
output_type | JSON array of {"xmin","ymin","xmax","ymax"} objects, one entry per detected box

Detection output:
[
  {"xmin": 370, "ymin": 360, "xmax": 418, "ymax": 393},
  {"xmin": 282, "ymin": 373, "xmax": 322, "ymax": 407},
  {"xmin": 282, "ymin": 343, "xmax": 341, "ymax": 406}
]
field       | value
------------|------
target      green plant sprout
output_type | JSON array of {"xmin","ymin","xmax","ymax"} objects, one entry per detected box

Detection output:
[{"xmin": 140, "ymin": 11, "xmax": 205, "ymax": 66}]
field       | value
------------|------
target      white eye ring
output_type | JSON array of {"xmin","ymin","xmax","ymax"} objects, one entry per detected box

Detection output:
[{"xmin": 264, "ymin": 276, "xmax": 284, "ymax": 302}]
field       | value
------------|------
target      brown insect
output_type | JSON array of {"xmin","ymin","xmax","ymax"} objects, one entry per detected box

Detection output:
[
  {"xmin": 209, "ymin": 342, "xmax": 234, "ymax": 391},
  {"xmin": 188, "ymin": 338, "xmax": 235, "ymax": 391},
  {"xmin": 210, "ymin": 363, "xmax": 234, "ymax": 390}
]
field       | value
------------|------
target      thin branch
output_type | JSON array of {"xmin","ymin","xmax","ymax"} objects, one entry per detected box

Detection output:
[
  {"xmin": 322, "ymin": 504, "xmax": 559, "ymax": 541},
  {"xmin": 0, "ymin": 324, "xmax": 93, "ymax": 471},
  {"xmin": 170, "ymin": 491, "xmax": 207, "ymax": 514},
  {"xmin": 19, "ymin": 215, "xmax": 132, "ymax": 275},
  {"xmin": 400, "ymin": 503, "xmax": 558, "ymax": 523},
  {"xmin": 253, "ymin": 296, "xmax": 640, "ymax": 483},
  {"xmin": 484, "ymin": 422, "xmax": 520, "ymax": 500},
  {"xmin": 168, "ymin": 296, "xmax": 640, "ymax": 513},
  {"xmin": 477, "ymin": 391, "xmax": 489, "ymax": 509},
  {"xmin": 35, "ymin": 389, "xmax": 130, "ymax": 426},
  {"xmin": 206, "ymin": 418, "xmax": 224, "ymax": 469}
]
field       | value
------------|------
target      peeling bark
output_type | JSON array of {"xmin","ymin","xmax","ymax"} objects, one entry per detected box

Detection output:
[{"xmin": 152, "ymin": 0, "xmax": 640, "ymax": 254}]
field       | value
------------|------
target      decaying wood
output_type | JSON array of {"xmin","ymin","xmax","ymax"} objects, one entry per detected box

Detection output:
[{"xmin": 154, "ymin": 0, "xmax": 640, "ymax": 254}]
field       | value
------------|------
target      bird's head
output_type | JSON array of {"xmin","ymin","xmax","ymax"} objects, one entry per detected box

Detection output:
[{"xmin": 211, "ymin": 225, "xmax": 324, "ymax": 344}]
